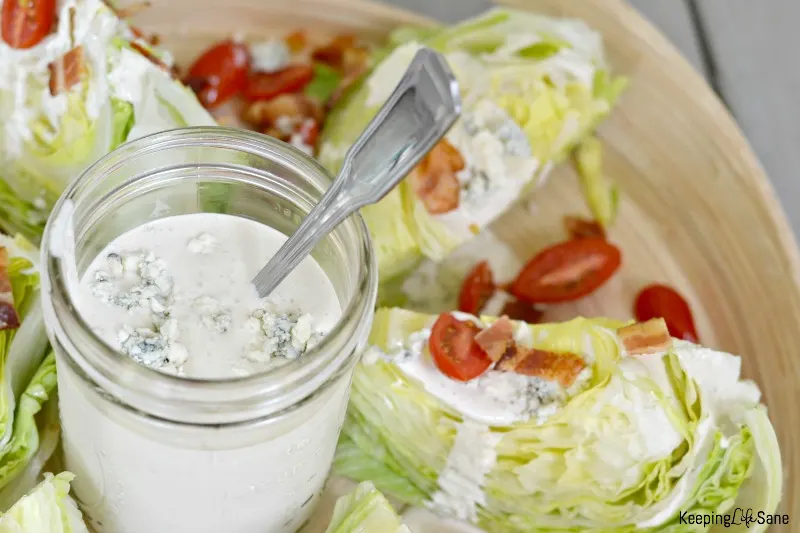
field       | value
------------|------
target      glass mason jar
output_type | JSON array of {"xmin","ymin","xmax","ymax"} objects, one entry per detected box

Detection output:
[{"xmin": 39, "ymin": 128, "xmax": 377, "ymax": 533}]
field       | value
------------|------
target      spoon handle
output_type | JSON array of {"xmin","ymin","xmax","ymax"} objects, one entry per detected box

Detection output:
[{"xmin": 253, "ymin": 47, "xmax": 461, "ymax": 298}]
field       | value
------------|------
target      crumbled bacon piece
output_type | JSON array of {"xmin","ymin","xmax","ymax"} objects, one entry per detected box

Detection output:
[
  {"xmin": 497, "ymin": 347, "xmax": 586, "ymax": 388},
  {"xmin": 474, "ymin": 316, "xmax": 514, "ymax": 362},
  {"xmin": 48, "ymin": 46, "xmax": 86, "ymax": 96},
  {"xmin": 412, "ymin": 139, "xmax": 463, "ymax": 215},
  {"xmin": 0, "ymin": 249, "xmax": 20, "ymax": 331},
  {"xmin": 243, "ymin": 93, "xmax": 323, "ymax": 128},
  {"xmin": 312, "ymin": 34, "xmax": 367, "ymax": 72},
  {"xmin": 564, "ymin": 215, "xmax": 606, "ymax": 240},
  {"xmin": 618, "ymin": 318, "xmax": 672, "ymax": 355}
]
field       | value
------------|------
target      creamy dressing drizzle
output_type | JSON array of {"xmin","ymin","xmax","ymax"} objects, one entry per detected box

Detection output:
[{"xmin": 427, "ymin": 420, "xmax": 501, "ymax": 523}]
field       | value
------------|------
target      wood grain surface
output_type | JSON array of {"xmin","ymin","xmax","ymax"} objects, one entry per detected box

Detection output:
[{"xmin": 135, "ymin": 0, "xmax": 799, "ymax": 528}]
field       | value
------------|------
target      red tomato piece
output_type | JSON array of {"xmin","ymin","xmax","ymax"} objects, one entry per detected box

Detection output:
[
  {"xmin": 2, "ymin": 0, "xmax": 56, "ymax": 49},
  {"xmin": 185, "ymin": 40, "xmax": 249, "ymax": 109},
  {"xmin": 458, "ymin": 261, "xmax": 496, "ymax": 315},
  {"xmin": 510, "ymin": 238, "xmax": 622, "ymax": 304},
  {"xmin": 634, "ymin": 284, "xmax": 699, "ymax": 343},
  {"xmin": 243, "ymin": 65, "xmax": 314, "ymax": 102},
  {"xmin": 428, "ymin": 314, "xmax": 492, "ymax": 382}
]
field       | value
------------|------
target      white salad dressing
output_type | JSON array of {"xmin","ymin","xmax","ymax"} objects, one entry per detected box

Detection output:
[
  {"xmin": 385, "ymin": 316, "xmax": 588, "ymax": 426},
  {"xmin": 74, "ymin": 213, "xmax": 340, "ymax": 378},
  {"xmin": 427, "ymin": 421, "xmax": 502, "ymax": 523},
  {"xmin": 57, "ymin": 212, "xmax": 352, "ymax": 533}
]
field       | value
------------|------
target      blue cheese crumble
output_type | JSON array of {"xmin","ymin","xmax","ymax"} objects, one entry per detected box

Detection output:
[
  {"xmin": 452, "ymin": 100, "xmax": 536, "ymax": 208},
  {"xmin": 245, "ymin": 308, "xmax": 318, "ymax": 364},
  {"xmin": 89, "ymin": 251, "xmax": 187, "ymax": 373},
  {"xmin": 193, "ymin": 296, "xmax": 232, "ymax": 333},
  {"xmin": 89, "ymin": 252, "xmax": 173, "ymax": 311}
]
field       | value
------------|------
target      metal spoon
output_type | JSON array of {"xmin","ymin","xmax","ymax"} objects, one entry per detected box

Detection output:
[{"xmin": 252, "ymin": 47, "xmax": 461, "ymax": 298}]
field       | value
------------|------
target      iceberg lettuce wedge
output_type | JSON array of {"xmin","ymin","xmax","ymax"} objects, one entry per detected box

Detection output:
[
  {"xmin": 0, "ymin": 0, "xmax": 215, "ymax": 244},
  {"xmin": 335, "ymin": 308, "xmax": 782, "ymax": 532},
  {"xmin": 319, "ymin": 8, "xmax": 626, "ymax": 298},
  {"xmin": 0, "ymin": 235, "xmax": 59, "ymax": 508}
]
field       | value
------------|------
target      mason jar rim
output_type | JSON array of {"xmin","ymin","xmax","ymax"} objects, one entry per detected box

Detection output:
[{"xmin": 40, "ymin": 127, "xmax": 377, "ymax": 427}]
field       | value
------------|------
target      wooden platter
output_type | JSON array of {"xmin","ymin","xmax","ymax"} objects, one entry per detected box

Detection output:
[{"xmin": 133, "ymin": 0, "xmax": 800, "ymax": 529}]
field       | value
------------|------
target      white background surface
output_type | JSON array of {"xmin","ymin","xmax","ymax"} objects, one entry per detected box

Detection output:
[{"xmin": 383, "ymin": 0, "xmax": 800, "ymax": 238}]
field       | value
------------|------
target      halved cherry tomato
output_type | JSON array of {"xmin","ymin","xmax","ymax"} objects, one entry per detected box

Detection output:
[
  {"xmin": 564, "ymin": 215, "xmax": 606, "ymax": 240},
  {"xmin": 429, "ymin": 313, "xmax": 492, "ymax": 382},
  {"xmin": 243, "ymin": 64, "xmax": 314, "ymax": 102},
  {"xmin": 510, "ymin": 238, "xmax": 622, "ymax": 304},
  {"xmin": 634, "ymin": 284, "xmax": 699, "ymax": 343},
  {"xmin": 185, "ymin": 40, "xmax": 249, "ymax": 109},
  {"xmin": 501, "ymin": 298, "xmax": 544, "ymax": 324},
  {"xmin": 2, "ymin": 0, "xmax": 56, "ymax": 49},
  {"xmin": 458, "ymin": 261, "xmax": 495, "ymax": 315}
]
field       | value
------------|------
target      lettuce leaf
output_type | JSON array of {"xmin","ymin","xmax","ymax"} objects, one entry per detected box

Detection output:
[
  {"xmin": 335, "ymin": 308, "xmax": 782, "ymax": 532},
  {"xmin": 0, "ymin": 0, "xmax": 215, "ymax": 242},
  {"xmin": 319, "ymin": 8, "xmax": 626, "ymax": 296},
  {"xmin": 0, "ymin": 472, "xmax": 87, "ymax": 532}
]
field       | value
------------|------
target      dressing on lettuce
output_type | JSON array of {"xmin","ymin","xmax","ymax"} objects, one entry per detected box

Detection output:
[
  {"xmin": 335, "ymin": 308, "xmax": 782, "ymax": 532},
  {"xmin": 319, "ymin": 8, "xmax": 626, "ymax": 300},
  {"xmin": 0, "ymin": 0, "xmax": 215, "ymax": 245}
]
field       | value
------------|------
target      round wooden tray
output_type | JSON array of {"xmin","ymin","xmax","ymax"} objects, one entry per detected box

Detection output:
[{"xmin": 135, "ymin": 0, "xmax": 799, "ymax": 528}]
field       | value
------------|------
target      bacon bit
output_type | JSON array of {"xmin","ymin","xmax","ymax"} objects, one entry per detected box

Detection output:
[
  {"xmin": 0, "ymin": 249, "xmax": 20, "ymax": 331},
  {"xmin": 475, "ymin": 317, "xmax": 514, "ymax": 362},
  {"xmin": 341, "ymin": 45, "xmax": 369, "ymax": 76},
  {"xmin": 48, "ymin": 46, "xmax": 85, "ymax": 95},
  {"xmin": 312, "ymin": 34, "xmax": 358, "ymax": 69},
  {"xmin": 111, "ymin": 0, "xmax": 151, "ymax": 18},
  {"xmin": 501, "ymin": 298, "xmax": 544, "ymax": 324},
  {"xmin": 284, "ymin": 30, "xmax": 307, "ymax": 53},
  {"xmin": 242, "ymin": 93, "xmax": 323, "ymax": 128},
  {"xmin": 565, "ymin": 215, "xmax": 606, "ymax": 240},
  {"xmin": 412, "ymin": 139, "xmax": 463, "ymax": 215},
  {"xmin": 130, "ymin": 41, "xmax": 169, "ymax": 72},
  {"xmin": 497, "ymin": 347, "xmax": 586, "ymax": 388},
  {"xmin": 618, "ymin": 318, "xmax": 673, "ymax": 355}
]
